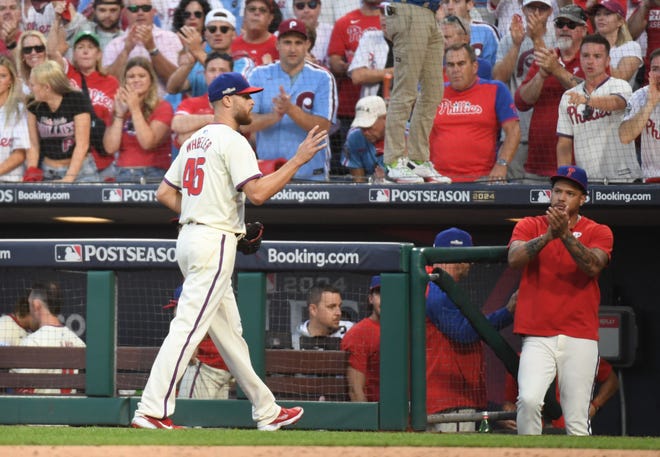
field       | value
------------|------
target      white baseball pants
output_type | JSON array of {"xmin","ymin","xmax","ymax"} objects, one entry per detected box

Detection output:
[{"xmin": 517, "ymin": 335, "xmax": 598, "ymax": 435}]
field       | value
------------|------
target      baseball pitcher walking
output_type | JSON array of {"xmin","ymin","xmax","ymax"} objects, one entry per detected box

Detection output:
[{"xmin": 132, "ymin": 72, "xmax": 328, "ymax": 430}]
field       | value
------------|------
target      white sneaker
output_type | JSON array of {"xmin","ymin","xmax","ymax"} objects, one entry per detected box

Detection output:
[
  {"xmin": 386, "ymin": 158, "xmax": 424, "ymax": 184},
  {"xmin": 408, "ymin": 161, "xmax": 452, "ymax": 184}
]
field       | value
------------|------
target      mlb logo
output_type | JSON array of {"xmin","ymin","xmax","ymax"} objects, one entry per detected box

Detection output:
[
  {"xmin": 102, "ymin": 188, "xmax": 123, "ymax": 202},
  {"xmin": 55, "ymin": 244, "xmax": 83, "ymax": 262},
  {"xmin": 369, "ymin": 189, "xmax": 390, "ymax": 203},
  {"xmin": 530, "ymin": 189, "xmax": 551, "ymax": 203}
]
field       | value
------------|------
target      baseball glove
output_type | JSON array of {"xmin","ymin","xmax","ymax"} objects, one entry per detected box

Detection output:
[{"xmin": 237, "ymin": 221, "xmax": 264, "ymax": 255}]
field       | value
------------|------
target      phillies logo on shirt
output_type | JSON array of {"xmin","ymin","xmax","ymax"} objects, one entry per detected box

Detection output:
[
  {"xmin": 90, "ymin": 89, "xmax": 114, "ymax": 111},
  {"xmin": 0, "ymin": 137, "xmax": 13, "ymax": 147},
  {"xmin": 295, "ymin": 92, "xmax": 315, "ymax": 111},
  {"xmin": 347, "ymin": 24, "xmax": 363, "ymax": 43},
  {"xmin": 645, "ymin": 118, "xmax": 660, "ymax": 139},
  {"xmin": 517, "ymin": 48, "xmax": 535, "ymax": 78},
  {"xmin": 37, "ymin": 116, "xmax": 75, "ymax": 138},
  {"xmin": 438, "ymin": 100, "xmax": 483, "ymax": 115},
  {"xmin": 26, "ymin": 23, "xmax": 51, "ymax": 34},
  {"xmin": 567, "ymin": 105, "xmax": 611, "ymax": 124},
  {"xmin": 472, "ymin": 42, "xmax": 484, "ymax": 57}
]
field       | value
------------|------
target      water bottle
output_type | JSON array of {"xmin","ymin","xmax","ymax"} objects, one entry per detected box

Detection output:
[{"xmin": 478, "ymin": 411, "xmax": 491, "ymax": 433}]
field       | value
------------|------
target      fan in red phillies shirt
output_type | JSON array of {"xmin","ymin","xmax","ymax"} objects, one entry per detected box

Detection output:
[
  {"xmin": 430, "ymin": 43, "xmax": 520, "ymax": 183},
  {"xmin": 515, "ymin": 5, "xmax": 587, "ymax": 179},
  {"xmin": 171, "ymin": 52, "xmax": 233, "ymax": 149}
]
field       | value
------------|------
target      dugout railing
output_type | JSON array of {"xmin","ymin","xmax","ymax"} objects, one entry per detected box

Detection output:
[
  {"xmin": 410, "ymin": 246, "xmax": 510, "ymax": 431},
  {"xmin": 0, "ymin": 239, "xmax": 411, "ymax": 430}
]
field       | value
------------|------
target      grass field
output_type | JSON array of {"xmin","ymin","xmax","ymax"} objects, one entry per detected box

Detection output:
[{"xmin": 0, "ymin": 427, "xmax": 658, "ymax": 449}]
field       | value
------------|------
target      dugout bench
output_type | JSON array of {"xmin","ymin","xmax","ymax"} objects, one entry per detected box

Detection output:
[{"xmin": 0, "ymin": 346, "xmax": 349, "ymax": 402}]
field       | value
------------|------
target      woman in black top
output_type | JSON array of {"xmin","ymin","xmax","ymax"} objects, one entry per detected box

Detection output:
[{"xmin": 25, "ymin": 60, "xmax": 99, "ymax": 182}]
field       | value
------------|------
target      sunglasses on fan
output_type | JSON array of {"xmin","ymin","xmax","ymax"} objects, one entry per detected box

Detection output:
[
  {"xmin": 554, "ymin": 19, "xmax": 580, "ymax": 29},
  {"xmin": 207, "ymin": 25, "xmax": 232, "ymax": 34},
  {"xmin": 22, "ymin": 45, "xmax": 46, "ymax": 54},
  {"xmin": 183, "ymin": 10, "xmax": 203, "ymax": 19},
  {"xmin": 294, "ymin": 1, "xmax": 319, "ymax": 10},
  {"xmin": 127, "ymin": 4, "xmax": 152, "ymax": 13}
]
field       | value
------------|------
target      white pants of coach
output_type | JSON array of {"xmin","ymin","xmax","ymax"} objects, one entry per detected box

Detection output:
[
  {"xmin": 517, "ymin": 335, "xmax": 598, "ymax": 435},
  {"xmin": 178, "ymin": 361, "xmax": 234, "ymax": 400}
]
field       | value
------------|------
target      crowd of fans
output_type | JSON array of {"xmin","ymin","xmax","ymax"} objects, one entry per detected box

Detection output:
[{"xmin": 0, "ymin": 0, "xmax": 659, "ymax": 184}]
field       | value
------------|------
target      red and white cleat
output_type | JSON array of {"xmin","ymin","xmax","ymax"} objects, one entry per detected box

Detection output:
[
  {"xmin": 257, "ymin": 406, "xmax": 304, "ymax": 431},
  {"xmin": 131, "ymin": 414, "xmax": 185, "ymax": 429}
]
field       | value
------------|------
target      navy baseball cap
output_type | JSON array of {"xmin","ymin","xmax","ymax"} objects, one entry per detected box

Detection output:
[
  {"xmin": 208, "ymin": 72, "xmax": 263, "ymax": 103},
  {"xmin": 551, "ymin": 165, "xmax": 588, "ymax": 193},
  {"xmin": 434, "ymin": 227, "xmax": 473, "ymax": 248},
  {"xmin": 369, "ymin": 275, "xmax": 381, "ymax": 291}
]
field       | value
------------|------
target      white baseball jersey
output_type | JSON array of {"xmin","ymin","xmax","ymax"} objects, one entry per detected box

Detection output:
[
  {"xmin": 0, "ymin": 104, "xmax": 29, "ymax": 182},
  {"xmin": 348, "ymin": 30, "xmax": 389, "ymax": 98},
  {"xmin": 557, "ymin": 77, "xmax": 642, "ymax": 182},
  {"xmin": 496, "ymin": 29, "xmax": 557, "ymax": 143},
  {"xmin": 11, "ymin": 325, "xmax": 86, "ymax": 394},
  {"xmin": 610, "ymin": 41, "xmax": 643, "ymax": 88},
  {"xmin": 25, "ymin": 4, "xmax": 87, "ymax": 43},
  {"xmin": 488, "ymin": 0, "xmax": 560, "ymax": 39},
  {"xmin": 0, "ymin": 314, "xmax": 28, "ymax": 346},
  {"xmin": 164, "ymin": 123, "xmax": 263, "ymax": 233},
  {"xmin": 291, "ymin": 320, "xmax": 354, "ymax": 350},
  {"xmin": 623, "ymin": 85, "xmax": 660, "ymax": 179}
]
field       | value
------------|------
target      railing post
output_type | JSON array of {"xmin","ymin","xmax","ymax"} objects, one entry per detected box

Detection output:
[
  {"xmin": 409, "ymin": 249, "xmax": 429, "ymax": 431},
  {"xmin": 85, "ymin": 271, "xmax": 116, "ymax": 397},
  {"xmin": 236, "ymin": 272, "xmax": 267, "ymax": 398},
  {"xmin": 379, "ymin": 272, "xmax": 410, "ymax": 430}
]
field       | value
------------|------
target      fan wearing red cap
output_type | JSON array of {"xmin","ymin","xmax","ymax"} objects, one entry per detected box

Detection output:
[
  {"xmin": 508, "ymin": 165, "xmax": 614, "ymax": 436},
  {"xmin": 590, "ymin": 0, "xmax": 642, "ymax": 87},
  {"xmin": 131, "ymin": 71, "xmax": 328, "ymax": 431},
  {"xmin": 243, "ymin": 18, "xmax": 337, "ymax": 181}
]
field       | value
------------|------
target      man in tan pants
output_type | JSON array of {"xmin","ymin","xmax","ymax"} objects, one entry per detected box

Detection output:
[{"xmin": 383, "ymin": 1, "xmax": 451, "ymax": 184}]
